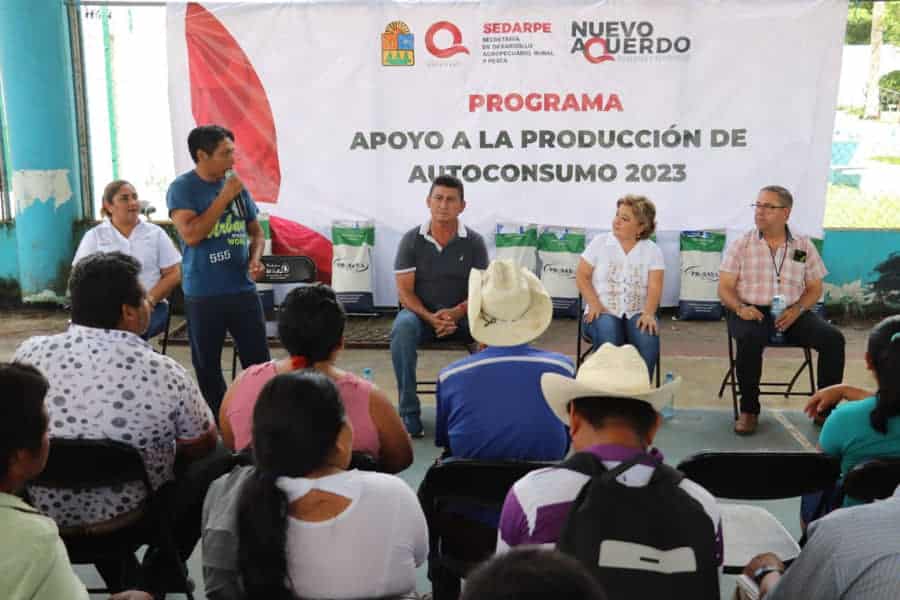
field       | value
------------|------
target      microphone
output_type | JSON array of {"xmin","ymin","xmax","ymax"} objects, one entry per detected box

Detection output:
[{"xmin": 224, "ymin": 169, "xmax": 247, "ymax": 218}]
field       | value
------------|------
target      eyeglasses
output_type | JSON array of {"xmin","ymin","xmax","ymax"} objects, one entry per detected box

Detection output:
[{"xmin": 750, "ymin": 203, "xmax": 786, "ymax": 211}]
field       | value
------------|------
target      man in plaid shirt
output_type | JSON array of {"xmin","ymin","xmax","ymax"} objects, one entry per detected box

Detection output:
[{"xmin": 718, "ymin": 185, "xmax": 845, "ymax": 435}]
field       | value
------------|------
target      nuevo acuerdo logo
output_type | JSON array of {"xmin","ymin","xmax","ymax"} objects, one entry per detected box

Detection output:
[
  {"xmin": 570, "ymin": 20, "xmax": 691, "ymax": 64},
  {"xmin": 426, "ymin": 21, "xmax": 469, "ymax": 58},
  {"xmin": 382, "ymin": 21, "xmax": 414, "ymax": 66}
]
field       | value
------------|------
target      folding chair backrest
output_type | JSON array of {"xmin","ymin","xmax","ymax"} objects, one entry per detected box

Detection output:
[
  {"xmin": 33, "ymin": 438, "xmax": 152, "ymax": 492},
  {"xmin": 259, "ymin": 255, "xmax": 317, "ymax": 284},
  {"xmin": 842, "ymin": 458, "xmax": 900, "ymax": 503},
  {"xmin": 677, "ymin": 451, "xmax": 840, "ymax": 500},
  {"xmin": 419, "ymin": 458, "xmax": 556, "ymax": 509},
  {"xmin": 419, "ymin": 458, "xmax": 557, "ymax": 579}
]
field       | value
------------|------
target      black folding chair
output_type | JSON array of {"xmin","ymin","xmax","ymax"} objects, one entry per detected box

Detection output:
[
  {"xmin": 677, "ymin": 451, "xmax": 840, "ymax": 574},
  {"xmin": 415, "ymin": 340, "xmax": 478, "ymax": 396},
  {"xmin": 842, "ymin": 457, "xmax": 900, "ymax": 503},
  {"xmin": 718, "ymin": 318, "xmax": 816, "ymax": 419},
  {"xmin": 575, "ymin": 295, "xmax": 662, "ymax": 387},
  {"xmin": 26, "ymin": 438, "xmax": 194, "ymax": 598},
  {"xmin": 418, "ymin": 458, "xmax": 556, "ymax": 600},
  {"xmin": 231, "ymin": 255, "xmax": 317, "ymax": 379}
]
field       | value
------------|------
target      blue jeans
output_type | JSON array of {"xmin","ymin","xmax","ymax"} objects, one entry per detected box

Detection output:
[
  {"xmin": 143, "ymin": 301, "xmax": 170, "ymax": 341},
  {"xmin": 184, "ymin": 291, "xmax": 270, "ymax": 416},
  {"xmin": 583, "ymin": 313, "xmax": 660, "ymax": 379},
  {"xmin": 390, "ymin": 308, "xmax": 471, "ymax": 418}
]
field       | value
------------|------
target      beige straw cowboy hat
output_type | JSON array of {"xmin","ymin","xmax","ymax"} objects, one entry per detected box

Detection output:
[
  {"xmin": 467, "ymin": 259, "xmax": 553, "ymax": 347},
  {"xmin": 541, "ymin": 344, "xmax": 682, "ymax": 424}
]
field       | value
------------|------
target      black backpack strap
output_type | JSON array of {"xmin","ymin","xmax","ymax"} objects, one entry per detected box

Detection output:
[
  {"xmin": 648, "ymin": 463, "xmax": 685, "ymax": 487},
  {"xmin": 561, "ymin": 451, "xmax": 652, "ymax": 484}
]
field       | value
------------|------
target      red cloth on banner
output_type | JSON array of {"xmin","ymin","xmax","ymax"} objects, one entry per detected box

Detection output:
[
  {"xmin": 269, "ymin": 215, "xmax": 333, "ymax": 284},
  {"xmin": 185, "ymin": 3, "xmax": 281, "ymax": 204}
]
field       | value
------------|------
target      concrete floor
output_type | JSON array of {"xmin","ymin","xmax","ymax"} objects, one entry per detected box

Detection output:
[{"xmin": 0, "ymin": 308, "xmax": 879, "ymax": 599}]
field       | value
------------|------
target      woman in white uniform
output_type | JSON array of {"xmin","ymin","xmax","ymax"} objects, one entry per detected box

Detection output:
[{"xmin": 73, "ymin": 180, "xmax": 181, "ymax": 339}]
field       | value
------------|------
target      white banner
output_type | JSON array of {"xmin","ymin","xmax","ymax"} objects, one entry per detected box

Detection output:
[{"xmin": 167, "ymin": 0, "xmax": 846, "ymax": 306}]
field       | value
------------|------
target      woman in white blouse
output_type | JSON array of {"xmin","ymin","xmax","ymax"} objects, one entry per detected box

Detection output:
[
  {"xmin": 575, "ymin": 195, "xmax": 664, "ymax": 377},
  {"xmin": 227, "ymin": 371, "xmax": 427, "ymax": 600},
  {"xmin": 73, "ymin": 180, "xmax": 181, "ymax": 339}
]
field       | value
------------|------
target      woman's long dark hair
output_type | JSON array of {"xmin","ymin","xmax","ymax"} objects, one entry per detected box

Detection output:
[
  {"xmin": 236, "ymin": 370, "xmax": 345, "ymax": 599},
  {"xmin": 868, "ymin": 315, "xmax": 900, "ymax": 434}
]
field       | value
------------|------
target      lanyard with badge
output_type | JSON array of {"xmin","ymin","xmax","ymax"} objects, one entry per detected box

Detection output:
[{"xmin": 769, "ymin": 241, "xmax": 787, "ymax": 290}]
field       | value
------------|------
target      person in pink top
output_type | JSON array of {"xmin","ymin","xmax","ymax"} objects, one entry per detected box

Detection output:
[{"xmin": 219, "ymin": 285, "xmax": 413, "ymax": 473}]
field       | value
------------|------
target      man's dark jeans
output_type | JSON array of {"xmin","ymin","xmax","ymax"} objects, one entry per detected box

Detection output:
[
  {"xmin": 184, "ymin": 291, "xmax": 270, "ymax": 416},
  {"xmin": 727, "ymin": 308, "xmax": 845, "ymax": 415}
]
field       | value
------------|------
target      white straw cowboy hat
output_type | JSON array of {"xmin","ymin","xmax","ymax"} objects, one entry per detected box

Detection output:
[
  {"xmin": 468, "ymin": 259, "xmax": 553, "ymax": 347},
  {"xmin": 541, "ymin": 344, "xmax": 682, "ymax": 424}
]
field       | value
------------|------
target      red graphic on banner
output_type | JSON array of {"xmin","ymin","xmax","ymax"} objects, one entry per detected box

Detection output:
[
  {"xmin": 270, "ymin": 215, "xmax": 333, "ymax": 284},
  {"xmin": 426, "ymin": 21, "xmax": 469, "ymax": 58},
  {"xmin": 583, "ymin": 37, "xmax": 615, "ymax": 64},
  {"xmin": 185, "ymin": 3, "xmax": 281, "ymax": 203}
]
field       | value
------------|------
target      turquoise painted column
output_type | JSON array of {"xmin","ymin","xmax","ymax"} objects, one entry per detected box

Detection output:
[{"xmin": 0, "ymin": 0, "xmax": 82, "ymax": 302}]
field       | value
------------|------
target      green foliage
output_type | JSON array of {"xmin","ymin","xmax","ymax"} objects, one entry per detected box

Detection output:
[
  {"xmin": 845, "ymin": 1, "xmax": 900, "ymax": 45},
  {"xmin": 881, "ymin": 70, "xmax": 900, "ymax": 91}
]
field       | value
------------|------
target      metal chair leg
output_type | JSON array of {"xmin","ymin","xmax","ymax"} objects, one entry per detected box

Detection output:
[
  {"xmin": 160, "ymin": 306, "xmax": 172, "ymax": 355},
  {"xmin": 726, "ymin": 326, "xmax": 739, "ymax": 420}
]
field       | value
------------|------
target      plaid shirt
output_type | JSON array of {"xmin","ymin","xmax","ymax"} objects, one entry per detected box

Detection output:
[{"xmin": 720, "ymin": 227, "xmax": 827, "ymax": 306}]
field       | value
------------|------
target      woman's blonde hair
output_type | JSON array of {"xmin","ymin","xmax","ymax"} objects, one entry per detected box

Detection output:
[
  {"xmin": 100, "ymin": 180, "xmax": 134, "ymax": 218},
  {"xmin": 616, "ymin": 195, "xmax": 656, "ymax": 240}
]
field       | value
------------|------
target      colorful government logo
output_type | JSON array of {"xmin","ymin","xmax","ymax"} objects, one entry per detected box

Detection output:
[
  {"xmin": 382, "ymin": 21, "xmax": 415, "ymax": 66},
  {"xmin": 425, "ymin": 21, "xmax": 469, "ymax": 58}
]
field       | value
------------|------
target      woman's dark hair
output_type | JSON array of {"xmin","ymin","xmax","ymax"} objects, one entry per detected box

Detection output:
[
  {"xmin": 0, "ymin": 362, "xmax": 49, "ymax": 482},
  {"xmin": 571, "ymin": 396, "xmax": 658, "ymax": 439},
  {"xmin": 868, "ymin": 315, "xmax": 900, "ymax": 434},
  {"xmin": 100, "ymin": 179, "xmax": 133, "ymax": 217},
  {"xmin": 187, "ymin": 124, "xmax": 234, "ymax": 163},
  {"xmin": 278, "ymin": 284, "xmax": 346, "ymax": 362},
  {"xmin": 461, "ymin": 548, "xmax": 608, "ymax": 600},
  {"xmin": 69, "ymin": 251, "xmax": 144, "ymax": 330},
  {"xmin": 237, "ymin": 371, "xmax": 345, "ymax": 599}
]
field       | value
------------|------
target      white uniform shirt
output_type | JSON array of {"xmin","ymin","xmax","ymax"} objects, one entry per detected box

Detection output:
[
  {"xmin": 280, "ymin": 470, "xmax": 428, "ymax": 599},
  {"xmin": 581, "ymin": 233, "xmax": 665, "ymax": 318},
  {"xmin": 73, "ymin": 219, "xmax": 181, "ymax": 292}
]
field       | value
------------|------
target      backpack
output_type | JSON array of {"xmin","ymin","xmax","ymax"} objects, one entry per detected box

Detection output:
[{"xmin": 556, "ymin": 451, "xmax": 720, "ymax": 600}]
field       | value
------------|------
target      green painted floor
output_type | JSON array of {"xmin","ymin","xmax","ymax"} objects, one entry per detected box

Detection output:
[{"xmin": 77, "ymin": 406, "xmax": 822, "ymax": 600}]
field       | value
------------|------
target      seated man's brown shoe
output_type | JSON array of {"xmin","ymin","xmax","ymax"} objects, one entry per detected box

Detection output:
[{"xmin": 734, "ymin": 412, "xmax": 759, "ymax": 435}]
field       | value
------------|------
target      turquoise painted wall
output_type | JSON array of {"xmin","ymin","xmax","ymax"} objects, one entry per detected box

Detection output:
[
  {"xmin": 0, "ymin": 0, "xmax": 82, "ymax": 302},
  {"xmin": 821, "ymin": 229, "xmax": 900, "ymax": 309}
]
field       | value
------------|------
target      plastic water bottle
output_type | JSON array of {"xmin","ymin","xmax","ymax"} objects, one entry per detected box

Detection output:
[
  {"xmin": 770, "ymin": 294, "xmax": 786, "ymax": 344},
  {"xmin": 362, "ymin": 368, "xmax": 374, "ymax": 382},
  {"xmin": 660, "ymin": 372, "xmax": 676, "ymax": 420}
]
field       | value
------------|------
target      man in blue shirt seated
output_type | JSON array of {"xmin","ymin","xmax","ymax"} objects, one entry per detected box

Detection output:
[{"xmin": 435, "ymin": 259, "xmax": 573, "ymax": 461}]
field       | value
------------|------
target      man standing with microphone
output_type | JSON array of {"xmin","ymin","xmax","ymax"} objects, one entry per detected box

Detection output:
[{"xmin": 167, "ymin": 124, "xmax": 270, "ymax": 415}]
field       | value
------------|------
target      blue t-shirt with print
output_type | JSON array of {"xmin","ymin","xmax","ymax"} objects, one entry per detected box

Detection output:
[{"xmin": 166, "ymin": 170, "xmax": 259, "ymax": 297}]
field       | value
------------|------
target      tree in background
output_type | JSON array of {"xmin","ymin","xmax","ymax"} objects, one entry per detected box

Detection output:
[
  {"xmin": 845, "ymin": 1, "xmax": 900, "ymax": 45},
  {"xmin": 865, "ymin": 1, "xmax": 887, "ymax": 119}
]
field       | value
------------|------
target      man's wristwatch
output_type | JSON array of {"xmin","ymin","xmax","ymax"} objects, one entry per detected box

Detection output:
[{"xmin": 752, "ymin": 565, "xmax": 784, "ymax": 584}]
